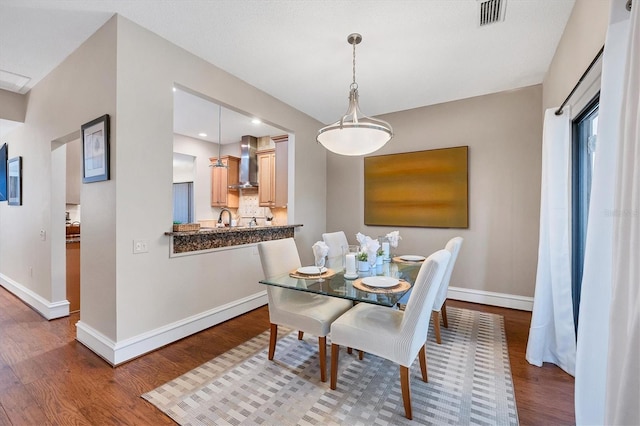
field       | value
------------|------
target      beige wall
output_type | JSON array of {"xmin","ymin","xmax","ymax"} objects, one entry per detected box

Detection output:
[
  {"xmin": 0, "ymin": 17, "xmax": 118, "ymax": 332},
  {"xmin": 0, "ymin": 14, "xmax": 327, "ymax": 361},
  {"xmin": 327, "ymin": 85, "xmax": 543, "ymax": 299},
  {"xmin": 0, "ymin": 89, "xmax": 27, "ymax": 122},
  {"xmin": 110, "ymin": 15, "xmax": 326, "ymax": 343},
  {"xmin": 543, "ymin": 0, "xmax": 610, "ymax": 110}
]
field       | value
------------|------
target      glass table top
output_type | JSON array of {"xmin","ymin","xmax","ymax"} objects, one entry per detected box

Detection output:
[{"xmin": 259, "ymin": 260, "xmax": 423, "ymax": 307}]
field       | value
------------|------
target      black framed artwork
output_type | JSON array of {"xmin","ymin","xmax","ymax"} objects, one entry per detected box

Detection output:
[
  {"xmin": 7, "ymin": 156, "xmax": 22, "ymax": 206},
  {"xmin": 82, "ymin": 114, "xmax": 110, "ymax": 183},
  {"xmin": 0, "ymin": 143, "xmax": 7, "ymax": 201}
]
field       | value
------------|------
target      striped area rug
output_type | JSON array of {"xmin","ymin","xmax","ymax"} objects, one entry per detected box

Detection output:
[{"xmin": 142, "ymin": 307, "xmax": 518, "ymax": 425}]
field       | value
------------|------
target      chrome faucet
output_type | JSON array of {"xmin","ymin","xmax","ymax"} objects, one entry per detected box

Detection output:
[
  {"xmin": 218, "ymin": 208, "xmax": 233, "ymax": 227},
  {"xmin": 249, "ymin": 216, "xmax": 258, "ymax": 228}
]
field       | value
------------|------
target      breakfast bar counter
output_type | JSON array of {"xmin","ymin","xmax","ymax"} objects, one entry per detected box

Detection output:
[{"xmin": 165, "ymin": 224, "xmax": 303, "ymax": 255}]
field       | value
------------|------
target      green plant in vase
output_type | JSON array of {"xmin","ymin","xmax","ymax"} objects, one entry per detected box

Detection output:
[{"xmin": 356, "ymin": 251, "xmax": 369, "ymax": 272}]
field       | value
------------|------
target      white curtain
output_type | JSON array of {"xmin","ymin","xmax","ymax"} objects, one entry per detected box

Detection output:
[
  {"xmin": 575, "ymin": 0, "xmax": 633, "ymax": 424},
  {"xmin": 605, "ymin": 1, "xmax": 640, "ymax": 424},
  {"xmin": 526, "ymin": 108, "xmax": 576, "ymax": 376}
]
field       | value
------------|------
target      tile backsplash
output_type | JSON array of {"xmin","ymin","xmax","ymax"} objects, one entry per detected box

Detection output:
[{"xmin": 238, "ymin": 192, "xmax": 269, "ymax": 220}]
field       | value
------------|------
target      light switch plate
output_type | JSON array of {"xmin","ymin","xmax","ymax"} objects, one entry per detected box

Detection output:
[{"xmin": 133, "ymin": 239, "xmax": 149, "ymax": 254}]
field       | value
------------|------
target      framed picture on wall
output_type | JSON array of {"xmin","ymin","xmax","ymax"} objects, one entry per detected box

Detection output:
[
  {"xmin": 82, "ymin": 114, "xmax": 110, "ymax": 183},
  {"xmin": 0, "ymin": 143, "xmax": 7, "ymax": 201},
  {"xmin": 8, "ymin": 156, "xmax": 22, "ymax": 206}
]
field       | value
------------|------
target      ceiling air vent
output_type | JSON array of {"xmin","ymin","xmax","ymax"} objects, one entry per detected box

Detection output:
[
  {"xmin": 0, "ymin": 69, "xmax": 31, "ymax": 93},
  {"xmin": 478, "ymin": 0, "xmax": 506, "ymax": 26}
]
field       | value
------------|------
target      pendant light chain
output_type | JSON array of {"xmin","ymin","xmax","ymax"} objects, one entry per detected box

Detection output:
[{"xmin": 351, "ymin": 39, "xmax": 358, "ymax": 90}]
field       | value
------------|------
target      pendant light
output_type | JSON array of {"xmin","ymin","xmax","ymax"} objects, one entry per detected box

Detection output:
[
  {"xmin": 317, "ymin": 33, "xmax": 393, "ymax": 156},
  {"xmin": 211, "ymin": 104, "xmax": 227, "ymax": 168}
]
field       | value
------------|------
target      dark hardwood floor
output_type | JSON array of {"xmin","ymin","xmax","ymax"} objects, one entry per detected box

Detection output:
[{"xmin": 0, "ymin": 287, "xmax": 574, "ymax": 425}]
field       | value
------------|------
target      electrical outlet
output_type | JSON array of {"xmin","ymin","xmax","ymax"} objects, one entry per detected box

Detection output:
[
  {"xmin": 133, "ymin": 240, "xmax": 149, "ymax": 254},
  {"xmin": 39, "ymin": 229, "xmax": 46, "ymax": 241}
]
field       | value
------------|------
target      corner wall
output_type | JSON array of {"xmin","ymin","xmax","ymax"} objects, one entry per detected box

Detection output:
[
  {"xmin": 93, "ymin": 15, "xmax": 325, "ymax": 363},
  {"xmin": 327, "ymin": 85, "xmax": 543, "ymax": 307},
  {"xmin": 0, "ymin": 17, "xmax": 117, "ymax": 328},
  {"xmin": 543, "ymin": 0, "xmax": 610, "ymax": 110}
]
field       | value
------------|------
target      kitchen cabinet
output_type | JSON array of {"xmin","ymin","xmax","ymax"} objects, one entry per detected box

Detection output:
[
  {"xmin": 257, "ymin": 149, "xmax": 275, "ymax": 207},
  {"xmin": 210, "ymin": 156, "xmax": 240, "ymax": 208},
  {"xmin": 66, "ymin": 241, "xmax": 80, "ymax": 313},
  {"xmin": 258, "ymin": 136, "xmax": 288, "ymax": 208}
]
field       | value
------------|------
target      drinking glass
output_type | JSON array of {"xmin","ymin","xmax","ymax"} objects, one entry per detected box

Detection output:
[{"xmin": 315, "ymin": 255, "xmax": 326, "ymax": 281}]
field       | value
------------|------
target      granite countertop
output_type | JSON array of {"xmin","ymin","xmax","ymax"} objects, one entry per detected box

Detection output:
[
  {"xmin": 164, "ymin": 224, "xmax": 302, "ymax": 236},
  {"xmin": 166, "ymin": 224, "xmax": 303, "ymax": 254}
]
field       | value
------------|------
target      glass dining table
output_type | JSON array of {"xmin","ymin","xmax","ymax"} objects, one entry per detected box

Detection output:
[{"xmin": 259, "ymin": 258, "xmax": 424, "ymax": 307}]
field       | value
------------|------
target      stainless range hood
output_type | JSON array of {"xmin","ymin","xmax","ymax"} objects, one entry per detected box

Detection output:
[{"xmin": 229, "ymin": 135, "xmax": 259, "ymax": 189}]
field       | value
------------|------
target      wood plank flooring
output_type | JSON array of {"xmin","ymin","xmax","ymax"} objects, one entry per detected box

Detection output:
[{"xmin": 0, "ymin": 287, "xmax": 574, "ymax": 425}]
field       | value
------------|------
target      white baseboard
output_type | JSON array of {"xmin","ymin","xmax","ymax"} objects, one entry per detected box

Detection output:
[
  {"xmin": 448, "ymin": 286, "xmax": 533, "ymax": 311},
  {"xmin": 0, "ymin": 273, "xmax": 70, "ymax": 319},
  {"xmin": 76, "ymin": 290, "xmax": 268, "ymax": 366}
]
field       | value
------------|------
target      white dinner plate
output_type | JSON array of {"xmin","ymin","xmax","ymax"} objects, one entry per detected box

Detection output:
[
  {"xmin": 362, "ymin": 276, "xmax": 400, "ymax": 288},
  {"xmin": 400, "ymin": 255, "xmax": 426, "ymax": 262},
  {"xmin": 297, "ymin": 266, "xmax": 327, "ymax": 275}
]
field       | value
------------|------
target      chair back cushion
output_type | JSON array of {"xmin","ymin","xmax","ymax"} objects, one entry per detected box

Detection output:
[
  {"xmin": 433, "ymin": 237, "xmax": 464, "ymax": 311},
  {"xmin": 401, "ymin": 249, "xmax": 451, "ymax": 357},
  {"xmin": 322, "ymin": 231, "xmax": 349, "ymax": 270},
  {"xmin": 258, "ymin": 238, "xmax": 302, "ymax": 307}
]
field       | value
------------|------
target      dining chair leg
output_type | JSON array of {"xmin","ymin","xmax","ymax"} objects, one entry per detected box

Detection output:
[
  {"xmin": 400, "ymin": 365, "xmax": 413, "ymax": 420},
  {"xmin": 319, "ymin": 336, "xmax": 327, "ymax": 382},
  {"xmin": 432, "ymin": 311, "xmax": 442, "ymax": 344},
  {"xmin": 418, "ymin": 344, "xmax": 428, "ymax": 382},
  {"xmin": 298, "ymin": 331, "xmax": 304, "ymax": 340},
  {"xmin": 358, "ymin": 350, "xmax": 364, "ymax": 360},
  {"xmin": 442, "ymin": 300, "xmax": 449, "ymax": 328},
  {"xmin": 268, "ymin": 323, "xmax": 278, "ymax": 360},
  {"xmin": 330, "ymin": 344, "xmax": 340, "ymax": 390}
]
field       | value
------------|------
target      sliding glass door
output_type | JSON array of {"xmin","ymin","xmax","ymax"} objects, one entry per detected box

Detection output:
[{"xmin": 571, "ymin": 96, "xmax": 599, "ymax": 330}]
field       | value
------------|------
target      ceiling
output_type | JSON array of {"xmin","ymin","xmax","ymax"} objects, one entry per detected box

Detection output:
[{"xmin": 0, "ymin": 0, "xmax": 576, "ymax": 142}]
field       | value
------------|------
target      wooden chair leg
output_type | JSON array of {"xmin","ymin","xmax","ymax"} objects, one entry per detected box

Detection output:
[
  {"xmin": 330, "ymin": 344, "xmax": 339, "ymax": 390},
  {"xmin": 358, "ymin": 350, "xmax": 364, "ymax": 360},
  {"xmin": 432, "ymin": 311, "xmax": 442, "ymax": 344},
  {"xmin": 318, "ymin": 336, "xmax": 327, "ymax": 382},
  {"xmin": 400, "ymin": 365, "xmax": 413, "ymax": 420},
  {"xmin": 298, "ymin": 331, "xmax": 304, "ymax": 340},
  {"xmin": 442, "ymin": 300, "xmax": 448, "ymax": 328},
  {"xmin": 347, "ymin": 347, "xmax": 353, "ymax": 354},
  {"xmin": 268, "ymin": 323, "xmax": 278, "ymax": 360},
  {"xmin": 418, "ymin": 344, "xmax": 428, "ymax": 382}
]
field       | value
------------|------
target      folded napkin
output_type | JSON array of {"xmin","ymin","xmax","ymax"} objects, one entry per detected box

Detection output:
[
  {"xmin": 312, "ymin": 241, "xmax": 329, "ymax": 268},
  {"xmin": 356, "ymin": 232, "xmax": 380, "ymax": 261},
  {"xmin": 386, "ymin": 230, "xmax": 402, "ymax": 248}
]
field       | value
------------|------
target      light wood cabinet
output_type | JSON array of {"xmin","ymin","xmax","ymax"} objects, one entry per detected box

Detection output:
[
  {"xmin": 258, "ymin": 149, "xmax": 275, "ymax": 207},
  {"xmin": 258, "ymin": 136, "xmax": 288, "ymax": 208},
  {"xmin": 66, "ymin": 241, "xmax": 80, "ymax": 313},
  {"xmin": 210, "ymin": 156, "xmax": 240, "ymax": 208}
]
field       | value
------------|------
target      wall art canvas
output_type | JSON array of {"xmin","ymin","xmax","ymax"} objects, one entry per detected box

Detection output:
[
  {"xmin": 0, "ymin": 143, "xmax": 7, "ymax": 201},
  {"xmin": 364, "ymin": 146, "xmax": 468, "ymax": 228}
]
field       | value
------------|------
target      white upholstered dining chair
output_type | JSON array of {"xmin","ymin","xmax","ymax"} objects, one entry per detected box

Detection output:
[
  {"xmin": 257, "ymin": 238, "xmax": 353, "ymax": 382},
  {"xmin": 432, "ymin": 237, "xmax": 463, "ymax": 344},
  {"xmin": 322, "ymin": 231, "xmax": 349, "ymax": 271},
  {"xmin": 329, "ymin": 249, "xmax": 451, "ymax": 420}
]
